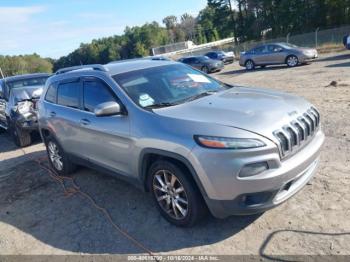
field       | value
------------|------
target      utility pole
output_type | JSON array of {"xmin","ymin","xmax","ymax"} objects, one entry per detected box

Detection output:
[{"xmin": 228, "ymin": 0, "xmax": 238, "ymax": 45}]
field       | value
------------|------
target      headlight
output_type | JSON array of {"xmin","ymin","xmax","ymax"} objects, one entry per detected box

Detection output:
[
  {"xmin": 17, "ymin": 101, "xmax": 33, "ymax": 114},
  {"xmin": 194, "ymin": 135, "xmax": 266, "ymax": 149},
  {"xmin": 32, "ymin": 88, "xmax": 43, "ymax": 98}
]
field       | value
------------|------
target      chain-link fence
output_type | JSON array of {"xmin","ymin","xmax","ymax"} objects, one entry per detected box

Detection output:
[{"xmin": 166, "ymin": 25, "xmax": 350, "ymax": 59}]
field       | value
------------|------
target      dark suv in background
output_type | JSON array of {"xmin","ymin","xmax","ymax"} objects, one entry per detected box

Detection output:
[{"xmin": 0, "ymin": 73, "xmax": 50, "ymax": 146}]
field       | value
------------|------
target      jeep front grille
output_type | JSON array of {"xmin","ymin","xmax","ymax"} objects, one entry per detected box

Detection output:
[{"xmin": 274, "ymin": 107, "xmax": 320, "ymax": 159}]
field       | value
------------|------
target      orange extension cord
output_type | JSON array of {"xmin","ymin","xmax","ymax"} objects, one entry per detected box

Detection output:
[{"xmin": 19, "ymin": 148, "xmax": 158, "ymax": 260}]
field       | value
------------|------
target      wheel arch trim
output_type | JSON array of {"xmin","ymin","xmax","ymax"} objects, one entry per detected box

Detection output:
[{"xmin": 138, "ymin": 148, "xmax": 208, "ymax": 197}]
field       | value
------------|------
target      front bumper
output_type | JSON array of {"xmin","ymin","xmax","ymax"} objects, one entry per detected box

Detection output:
[
  {"xmin": 300, "ymin": 53, "xmax": 318, "ymax": 63},
  {"xmin": 190, "ymin": 130, "xmax": 325, "ymax": 218}
]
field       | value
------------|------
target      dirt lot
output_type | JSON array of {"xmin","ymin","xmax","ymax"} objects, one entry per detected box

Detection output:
[{"xmin": 0, "ymin": 51, "xmax": 349, "ymax": 259}]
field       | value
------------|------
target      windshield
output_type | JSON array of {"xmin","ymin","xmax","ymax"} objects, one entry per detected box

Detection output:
[
  {"xmin": 5, "ymin": 76, "xmax": 48, "ymax": 90},
  {"xmin": 113, "ymin": 64, "xmax": 229, "ymax": 108}
]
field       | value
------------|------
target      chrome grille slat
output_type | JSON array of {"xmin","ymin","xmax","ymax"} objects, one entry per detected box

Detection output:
[
  {"xmin": 304, "ymin": 113, "xmax": 315, "ymax": 133},
  {"xmin": 274, "ymin": 108, "xmax": 320, "ymax": 159},
  {"xmin": 289, "ymin": 124, "xmax": 301, "ymax": 146},
  {"xmin": 281, "ymin": 128, "xmax": 292, "ymax": 152},
  {"xmin": 309, "ymin": 109, "xmax": 319, "ymax": 127},
  {"xmin": 292, "ymin": 121, "xmax": 304, "ymax": 142}
]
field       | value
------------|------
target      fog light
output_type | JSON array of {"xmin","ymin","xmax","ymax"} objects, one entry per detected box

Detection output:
[{"xmin": 239, "ymin": 162, "xmax": 269, "ymax": 178}]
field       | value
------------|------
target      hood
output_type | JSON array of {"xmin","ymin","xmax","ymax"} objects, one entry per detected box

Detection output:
[
  {"xmin": 154, "ymin": 87, "xmax": 312, "ymax": 140},
  {"xmin": 297, "ymin": 47, "xmax": 317, "ymax": 54}
]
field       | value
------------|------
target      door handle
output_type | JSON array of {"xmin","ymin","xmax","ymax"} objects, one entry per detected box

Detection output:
[
  {"xmin": 80, "ymin": 119, "xmax": 90, "ymax": 126},
  {"xmin": 49, "ymin": 111, "xmax": 56, "ymax": 117}
]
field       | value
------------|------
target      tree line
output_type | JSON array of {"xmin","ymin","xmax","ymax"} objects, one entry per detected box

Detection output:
[
  {"xmin": 0, "ymin": 54, "xmax": 53, "ymax": 77},
  {"xmin": 1, "ymin": 0, "xmax": 349, "ymax": 75}
]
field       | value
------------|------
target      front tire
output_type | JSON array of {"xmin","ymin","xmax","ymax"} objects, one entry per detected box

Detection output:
[
  {"xmin": 10, "ymin": 123, "xmax": 31, "ymax": 147},
  {"xmin": 148, "ymin": 160, "xmax": 207, "ymax": 227},
  {"xmin": 245, "ymin": 60, "xmax": 255, "ymax": 70},
  {"xmin": 286, "ymin": 55, "xmax": 299, "ymax": 67},
  {"xmin": 44, "ymin": 136, "xmax": 76, "ymax": 176}
]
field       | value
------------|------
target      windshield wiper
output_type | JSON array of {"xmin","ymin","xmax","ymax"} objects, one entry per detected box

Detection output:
[
  {"xmin": 144, "ymin": 102, "xmax": 178, "ymax": 109},
  {"xmin": 185, "ymin": 91, "xmax": 218, "ymax": 102}
]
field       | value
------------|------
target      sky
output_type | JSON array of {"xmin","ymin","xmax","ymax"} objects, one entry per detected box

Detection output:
[{"xmin": 0, "ymin": 0, "xmax": 207, "ymax": 59}]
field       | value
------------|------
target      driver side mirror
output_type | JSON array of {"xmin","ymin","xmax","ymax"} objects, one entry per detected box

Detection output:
[{"xmin": 94, "ymin": 101, "xmax": 122, "ymax": 117}]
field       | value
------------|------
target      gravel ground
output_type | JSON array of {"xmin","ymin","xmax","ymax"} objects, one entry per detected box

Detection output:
[{"xmin": 0, "ymin": 51, "xmax": 349, "ymax": 258}]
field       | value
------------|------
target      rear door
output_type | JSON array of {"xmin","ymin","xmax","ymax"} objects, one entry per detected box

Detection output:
[
  {"xmin": 46, "ymin": 78, "xmax": 84, "ymax": 157},
  {"xmin": 77, "ymin": 77, "xmax": 132, "ymax": 176},
  {"xmin": 251, "ymin": 45, "xmax": 268, "ymax": 65}
]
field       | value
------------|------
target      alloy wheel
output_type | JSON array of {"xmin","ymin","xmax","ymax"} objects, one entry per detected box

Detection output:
[
  {"xmin": 287, "ymin": 56, "xmax": 298, "ymax": 67},
  {"xmin": 153, "ymin": 170, "xmax": 189, "ymax": 220},
  {"xmin": 246, "ymin": 60, "xmax": 254, "ymax": 70},
  {"xmin": 48, "ymin": 141, "xmax": 63, "ymax": 171}
]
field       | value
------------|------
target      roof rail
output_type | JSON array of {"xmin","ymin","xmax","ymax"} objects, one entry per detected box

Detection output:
[
  {"xmin": 55, "ymin": 64, "xmax": 108, "ymax": 75},
  {"xmin": 108, "ymin": 56, "xmax": 170, "ymax": 64}
]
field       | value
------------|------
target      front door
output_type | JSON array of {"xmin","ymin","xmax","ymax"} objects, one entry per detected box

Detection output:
[
  {"xmin": 77, "ymin": 77, "xmax": 132, "ymax": 176},
  {"xmin": 267, "ymin": 45, "xmax": 287, "ymax": 64}
]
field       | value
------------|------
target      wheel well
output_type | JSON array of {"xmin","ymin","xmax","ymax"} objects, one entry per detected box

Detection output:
[
  {"xmin": 41, "ymin": 128, "xmax": 51, "ymax": 141},
  {"xmin": 141, "ymin": 153, "xmax": 199, "ymax": 193}
]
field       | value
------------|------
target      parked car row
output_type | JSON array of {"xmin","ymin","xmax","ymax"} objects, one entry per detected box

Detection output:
[{"xmin": 176, "ymin": 42, "xmax": 318, "ymax": 72}]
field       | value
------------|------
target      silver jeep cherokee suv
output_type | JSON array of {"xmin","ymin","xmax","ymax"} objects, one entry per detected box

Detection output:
[{"xmin": 38, "ymin": 60, "xmax": 324, "ymax": 227}]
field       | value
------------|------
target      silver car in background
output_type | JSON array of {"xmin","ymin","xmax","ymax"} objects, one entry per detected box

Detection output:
[
  {"xmin": 38, "ymin": 60, "xmax": 324, "ymax": 227},
  {"xmin": 239, "ymin": 43, "xmax": 318, "ymax": 70}
]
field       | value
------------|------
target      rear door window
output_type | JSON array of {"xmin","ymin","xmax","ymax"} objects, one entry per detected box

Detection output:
[
  {"xmin": 57, "ymin": 81, "xmax": 80, "ymax": 109},
  {"xmin": 83, "ymin": 80, "xmax": 117, "ymax": 112},
  {"xmin": 253, "ymin": 46, "xmax": 266, "ymax": 54}
]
